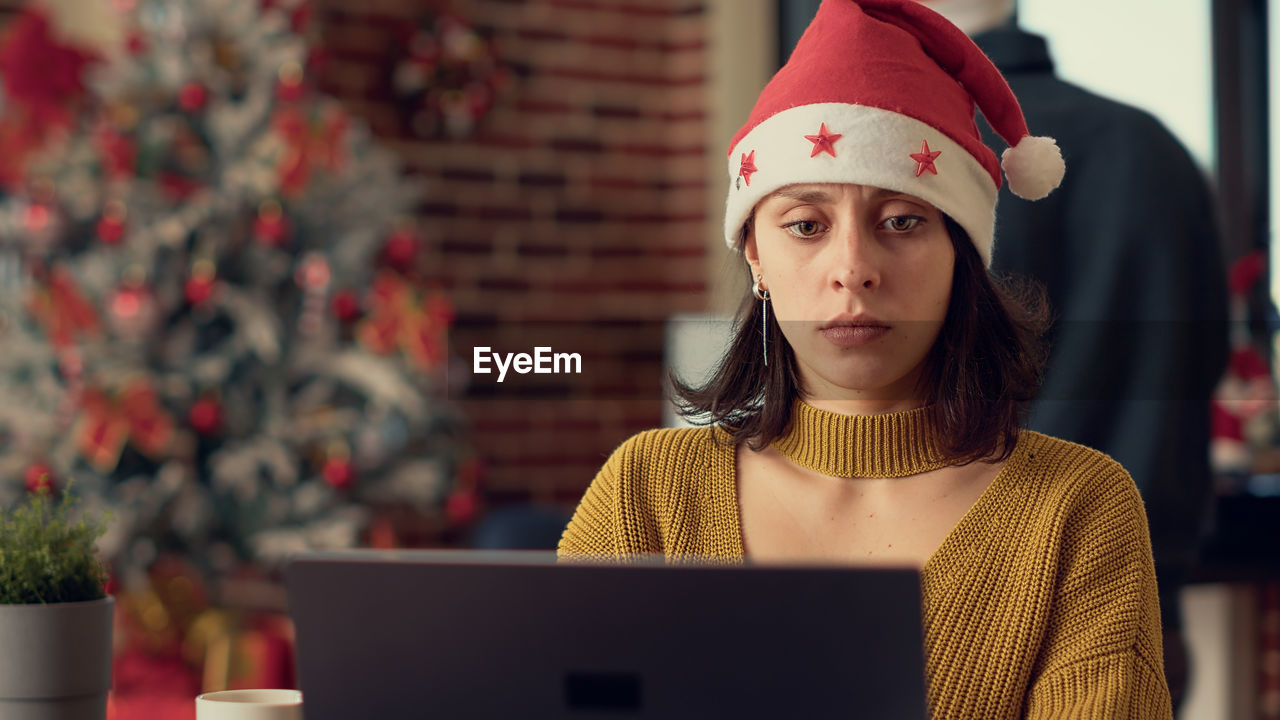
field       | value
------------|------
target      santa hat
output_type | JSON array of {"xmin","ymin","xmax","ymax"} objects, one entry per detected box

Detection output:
[{"xmin": 724, "ymin": 0, "xmax": 1064, "ymax": 266}]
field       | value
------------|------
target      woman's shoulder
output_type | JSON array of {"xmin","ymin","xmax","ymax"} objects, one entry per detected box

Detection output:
[
  {"xmin": 1015, "ymin": 429, "xmax": 1127, "ymax": 470},
  {"xmin": 1010, "ymin": 429, "xmax": 1140, "ymax": 508},
  {"xmin": 595, "ymin": 425, "xmax": 738, "ymax": 518},
  {"xmin": 603, "ymin": 425, "xmax": 734, "ymax": 472}
]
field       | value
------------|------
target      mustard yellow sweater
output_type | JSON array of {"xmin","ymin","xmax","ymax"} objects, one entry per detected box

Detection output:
[{"xmin": 559, "ymin": 402, "xmax": 1172, "ymax": 719}]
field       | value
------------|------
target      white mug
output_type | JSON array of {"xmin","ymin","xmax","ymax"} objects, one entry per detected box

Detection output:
[{"xmin": 195, "ymin": 689, "xmax": 303, "ymax": 720}]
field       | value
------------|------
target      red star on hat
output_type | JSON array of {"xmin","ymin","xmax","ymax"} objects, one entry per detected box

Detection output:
[
  {"xmin": 804, "ymin": 123, "xmax": 842, "ymax": 158},
  {"xmin": 739, "ymin": 150, "xmax": 758, "ymax": 186},
  {"xmin": 910, "ymin": 140, "xmax": 942, "ymax": 177}
]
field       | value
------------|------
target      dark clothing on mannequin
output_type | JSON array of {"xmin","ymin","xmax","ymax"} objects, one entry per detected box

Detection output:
[{"xmin": 974, "ymin": 27, "xmax": 1228, "ymax": 632}]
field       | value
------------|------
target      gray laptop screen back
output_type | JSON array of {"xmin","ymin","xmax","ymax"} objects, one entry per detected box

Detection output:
[{"xmin": 286, "ymin": 550, "xmax": 927, "ymax": 720}]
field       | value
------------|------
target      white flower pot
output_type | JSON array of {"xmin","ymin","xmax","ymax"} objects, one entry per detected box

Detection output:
[{"xmin": 0, "ymin": 596, "xmax": 113, "ymax": 720}]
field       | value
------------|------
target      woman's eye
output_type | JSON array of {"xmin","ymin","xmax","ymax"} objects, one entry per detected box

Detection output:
[
  {"xmin": 882, "ymin": 216, "xmax": 921, "ymax": 232},
  {"xmin": 783, "ymin": 220, "xmax": 826, "ymax": 238}
]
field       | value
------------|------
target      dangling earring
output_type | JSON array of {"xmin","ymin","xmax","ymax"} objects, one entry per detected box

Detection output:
[{"xmin": 752, "ymin": 276, "xmax": 770, "ymax": 366}]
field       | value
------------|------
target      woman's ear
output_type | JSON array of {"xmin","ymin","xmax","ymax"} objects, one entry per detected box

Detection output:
[{"xmin": 743, "ymin": 222, "xmax": 762, "ymax": 279}]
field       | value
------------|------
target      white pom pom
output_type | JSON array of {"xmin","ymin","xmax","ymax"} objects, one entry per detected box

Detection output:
[{"xmin": 1001, "ymin": 135, "xmax": 1065, "ymax": 200}]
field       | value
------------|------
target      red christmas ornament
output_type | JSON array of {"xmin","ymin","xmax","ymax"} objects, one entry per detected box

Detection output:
[
  {"xmin": 383, "ymin": 229, "xmax": 419, "ymax": 271},
  {"xmin": 97, "ymin": 214, "xmax": 125, "ymax": 244},
  {"xmin": 445, "ymin": 487, "xmax": 480, "ymax": 525},
  {"xmin": 24, "ymin": 203, "xmax": 49, "ymax": 231},
  {"xmin": 126, "ymin": 32, "xmax": 146, "ymax": 56},
  {"xmin": 186, "ymin": 259, "xmax": 218, "ymax": 306},
  {"xmin": 184, "ymin": 275, "xmax": 217, "ymax": 306},
  {"xmin": 322, "ymin": 457, "xmax": 354, "ymax": 489},
  {"xmin": 188, "ymin": 397, "xmax": 222, "ymax": 436},
  {"xmin": 24, "ymin": 464, "xmax": 56, "ymax": 494},
  {"xmin": 276, "ymin": 82, "xmax": 303, "ymax": 103},
  {"xmin": 331, "ymin": 290, "xmax": 361, "ymax": 323},
  {"xmin": 96, "ymin": 200, "xmax": 127, "ymax": 244},
  {"xmin": 107, "ymin": 282, "xmax": 158, "ymax": 339},
  {"xmin": 253, "ymin": 201, "xmax": 290, "ymax": 246},
  {"xmin": 111, "ymin": 287, "xmax": 141, "ymax": 317},
  {"xmin": 253, "ymin": 216, "xmax": 288, "ymax": 246},
  {"xmin": 178, "ymin": 82, "xmax": 208, "ymax": 112}
]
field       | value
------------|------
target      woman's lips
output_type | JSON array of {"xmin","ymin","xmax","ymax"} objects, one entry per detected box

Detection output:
[{"xmin": 820, "ymin": 324, "xmax": 890, "ymax": 347}]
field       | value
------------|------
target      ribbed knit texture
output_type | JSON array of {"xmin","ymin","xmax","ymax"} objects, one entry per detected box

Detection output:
[
  {"xmin": 559, "ymin": 405, "xmax": 1173, "ymax": 719},
  {"xmin": 772, "ymin": 401, "xmax": 948, "ymax": 477}
]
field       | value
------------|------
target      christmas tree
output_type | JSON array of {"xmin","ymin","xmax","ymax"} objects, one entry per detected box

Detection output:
[{"xmin": 0, "ymin": 0, "xmax": 466, "ymax": 577}]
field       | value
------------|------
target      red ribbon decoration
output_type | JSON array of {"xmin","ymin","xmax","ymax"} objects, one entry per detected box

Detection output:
[
  {"xmin": 28, "ymin": 267, "xmax": 99, "ymax": 348},
  {"xmin": 77, "ymin": 380, "xmax": 174, "ymax": 472},
  {"xmin": 272, "ymin": 105, "xmax": 349, "ymax": 197},
  {"xmin": 357, "ymin": 272, "xmax": 452, "ymax": 371}
]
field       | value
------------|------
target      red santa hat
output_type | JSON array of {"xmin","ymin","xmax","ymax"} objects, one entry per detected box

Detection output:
[{"xmin": 724, "ymin": 0, "xmax": 1064, "ymax": 265}]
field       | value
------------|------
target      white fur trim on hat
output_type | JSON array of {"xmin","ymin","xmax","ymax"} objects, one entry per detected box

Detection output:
[{"xmin": 724, "ymin": 103, "xmax": 999, "ymax": 265}]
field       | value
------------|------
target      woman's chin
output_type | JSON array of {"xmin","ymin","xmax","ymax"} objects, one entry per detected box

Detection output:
[
  {"xmin": 802, "ymin": 375, "xmax": 923, "ymax": 406},
  {"xmin": 794, "ymin": 353, "xmax": 928, "ymax": 406}
]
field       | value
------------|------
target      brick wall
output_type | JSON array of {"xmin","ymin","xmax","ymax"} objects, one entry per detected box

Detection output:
[{"xmin": 313, "ymin": 0, "xmax": 712, "ymax": 506}]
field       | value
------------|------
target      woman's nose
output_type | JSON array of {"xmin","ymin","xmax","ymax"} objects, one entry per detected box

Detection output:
[{"xmin": 830, "ymin": 224, "xmax": 881, "ymax": 291}]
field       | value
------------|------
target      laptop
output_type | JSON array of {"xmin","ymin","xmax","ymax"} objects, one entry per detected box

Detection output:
[{"xmin": 285, "ymin": 550, "xmax": 927, "ymax": 719}]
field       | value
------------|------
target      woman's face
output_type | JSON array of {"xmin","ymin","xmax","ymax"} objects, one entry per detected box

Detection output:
[{"xmin": 745, "ymin": 183, "xmax": 955, "ymax": 411}]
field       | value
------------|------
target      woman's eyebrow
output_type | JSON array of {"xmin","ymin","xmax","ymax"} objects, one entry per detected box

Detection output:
[
  {"xmin": 868, "ymin": 188, "xmax": 919, "ymax": 203},
  {"xmin": 771, "ymin": 188, "xmax": 833, "ymax": 204}
]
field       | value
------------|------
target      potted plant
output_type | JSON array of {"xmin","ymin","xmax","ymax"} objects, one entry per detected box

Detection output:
[{"xmin": 0, "ymin": 485, "xmax": 113, "ymax": 719}]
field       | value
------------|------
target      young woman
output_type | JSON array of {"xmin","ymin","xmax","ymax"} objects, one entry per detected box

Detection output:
[{"xmin": 560, "ymin": 0, "xmax": 1172, "ymax": 717}]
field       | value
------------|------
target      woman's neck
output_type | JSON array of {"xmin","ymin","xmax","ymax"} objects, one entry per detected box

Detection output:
[
  {"xmin": 770, "ymin": 399, "xmax": 949, "ymax": 478},
  {"xmin": 804, "ymin": 397, "xmax": 925, "ymax": 416},
  {"xmin": 798, "ymin": 365, "xmax": 929, "ymax": 416}
]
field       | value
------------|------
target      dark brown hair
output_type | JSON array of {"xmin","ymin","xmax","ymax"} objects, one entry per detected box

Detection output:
[{"xmin": 670, "ymin": 217, "xmax": 1050, "ymax": 464}]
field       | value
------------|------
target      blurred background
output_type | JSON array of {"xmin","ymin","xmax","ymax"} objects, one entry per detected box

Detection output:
[{"xmin": 0, "ymin": 0, "xmax": 1274, "ymax": 718}]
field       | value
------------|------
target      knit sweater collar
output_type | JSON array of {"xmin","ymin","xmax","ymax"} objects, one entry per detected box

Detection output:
[{"xmin": 770, "ymin": 400, "xmax": 949, "ymax": 478}]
